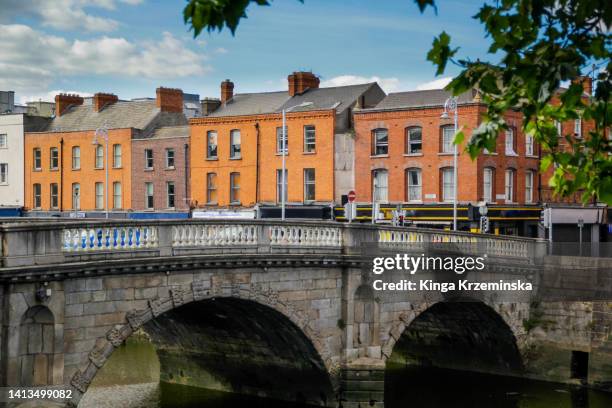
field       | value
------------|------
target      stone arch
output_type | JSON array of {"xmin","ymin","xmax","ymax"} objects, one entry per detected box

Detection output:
[
  {"xmin": 69, "ymin": 280, "xmax": 336, "ymax": 407},
  {"xmin": 19, "ymin": 306, "xmax": 56, "ymax": 386},
  {"xmin": 381, "ymin": 299, "xmax": 524, "ymax": 374}
]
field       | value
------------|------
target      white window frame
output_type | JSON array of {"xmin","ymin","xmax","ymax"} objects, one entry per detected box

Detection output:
[
  {"xmin": 33, "ymin": 148, "xmax": 42, "ymax": 170},
  {"xmin": 441, "ymin": 126, "xmax": 454, "ymax": 154},
  {"xmin": 50, "ymin": 183, "xmax": 58, "ymax": 209},
  {"xmin": 505, "ymin": 128, "xmax": 516, "ymax": 155},
  {"xmin": 230, "ymin": 130, "xmax": 241, "ymax": 158},
  {"xmin": 113, "ymin": 144, "xmax": 122, "ymax": 168},
  {"xmin": 442, "ymin": 168, "xmax": 455, "ymax": 202},
  {"xmin": 406, "ymin": 168, "xmax": 422, "ymax": 202},
  {"xmin": 276, "ymin": 127, "xmax": 288, "ymax": 154},
  {"xmin": 303, "ymin": 168, "xmax": 315, "ymax": 202},
  {"xmin": 33, "ymin": 184, "xmax": 42, "ymax": 209},
  {"xmin": 95, "ymin": 182, "xmax": 104, "ymax": 210},
  {"xmin": 505, "ymin": 169, "xmax": 515, "ymax": 203},
  {"xmin": 95, "ymin": 145, "xmax": 103, "ymax": 169},
  {"xmin": 574, "ymin": 118, "xmax": 582, "ymax": 138},
  {"xmin": 166, "ymin": 148, "xmax": 175, "ymax": 168},
  {"xmin": 166, "ymin": 182, "xmax": 175, "ymax": 208},
  {"xmin": 72, "ymin": 146, "xmax": 80, "ymax": 170},
  {"xmin": 72, "ymin": 183, "xmax": 80, "ymax": 210},
  {"xmin": 406, "ymin": 127, "xmax": 422, "ymax": 154},
  {"xmin": 230, "ymin": 172, "xmax": 240, "ymax": 204},
  {"xmin": 372, "ymin": 169, "xmax": 388, "ymax": 202},
  {"xmin": 207, "ymin": 131, "xmax": 218, "ymax": 159},
  {"xmin": 145, "ymin": 182, "xmax": 154, "ymax": 210},
  {"xmin": 206, "ymin": 173, "xmax": 217, "ymax": 204},
  {"xmin": 483, "ymin": 167, "xmax": 494, "ymax": 203},
  {"xmin": 0, "ymin": 134, "xmax": 7, "ymax": 148},
  {"xmin": 276, "ymin": 169, "xmax": 288, "ymax": 202},
  {"xmin": 0, "ymin": 163, "xmax": 8, "ymax": 185},
  {"xmin": 525, "ymin": 170, "xmax": 534, "ymax": 203},
  {"xmin": 525, "ymin": 134, "xmax": 534, "ymax": 156},
  {"xmin": 304, "ymin": 125, "xmax": 316, "ymax": 153},
  {"xmin": 372, "ymin": 129, "xmax": 388, "ymax": 156},
  {"xmin": 113, "ymin": 182, "xmax": 122, "ymax": 209},
  {"xmin": 145, "ymin": 149, "xmax": 154, "ymax": 169}
]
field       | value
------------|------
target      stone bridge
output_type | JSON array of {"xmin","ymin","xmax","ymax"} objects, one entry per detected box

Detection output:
[{"xmin": 0, "ymin": 220, "xmax": 610, "ymax": 407}]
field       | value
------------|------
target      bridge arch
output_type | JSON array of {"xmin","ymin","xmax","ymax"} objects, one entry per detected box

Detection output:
[
  {"xmin": 382, "ymin": 299, "xmax": 524, "ymax": 374},
  {"xmin": 71, "ymin": 281, "xmax": 336, "ymax": 407}
]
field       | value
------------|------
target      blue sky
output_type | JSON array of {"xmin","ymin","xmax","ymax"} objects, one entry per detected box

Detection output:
[{"xmin": 0, "ymin": 0, "xmax": 492, "ymax": 103}]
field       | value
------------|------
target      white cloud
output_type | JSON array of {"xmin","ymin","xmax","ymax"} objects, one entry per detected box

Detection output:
[
  {"xmin": 415, "ymin": 77, "xmax": 453, "ymax": 91},
  {"xmin": 20, "ymin": 90, "xmax": 94, "ymax": 105},
  {"xmin": 321, "ymin": 75, "xmax": 401, "ymax": 93},
  {"xmin": 0, "ymin": 24, "xmax": 210, "ymax": 97},
  {"xmin": 214, "ymin": 47, "xmax": 229, "ymax": 54},
  {"xmin": 0, "ymin": 0, "xmax": 142, "ymax": 32}
]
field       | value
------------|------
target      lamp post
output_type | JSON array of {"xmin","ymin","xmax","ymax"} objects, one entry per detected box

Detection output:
[
  {"xmin": 281, "ymin": 102, "xmax": 313, "ymax": 221},
  {"xmin": 92, "ymin": 124, "xmax": 109, "ymax": 219},
  {"xmin": 441, "ymin": 96, "xmax": 459, "ymax": 231}
]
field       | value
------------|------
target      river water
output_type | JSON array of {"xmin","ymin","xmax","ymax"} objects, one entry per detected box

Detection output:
[{"xmin": 81, "ymin": 337, "xmax": 612, "ymax": 408}]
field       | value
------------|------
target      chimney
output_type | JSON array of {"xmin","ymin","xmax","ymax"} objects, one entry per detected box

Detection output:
[
  {"xmin": 93, "ymin": 93, "xmax": 118, "ymax": 112},
  {"xmin": 288, "ymin": 71, "xmax": 320, "ymax": 96},
  {"xmin": 200, "ymin": 98, "xmax": 221, "ymax": 116},
  {"xmin": 572, "ymin": 75, "xmax": 593, "ymax": 96},
  {"xmin": 221, "ymin": 80, "xmax": 234, "ymax": 104},
  {"xmin": 156, "ymin": 87, "xmax": 184, "ymax": 113},
  {"xmin": 54, "ymin": 93, "xmax": 84, "ymax": 117}
]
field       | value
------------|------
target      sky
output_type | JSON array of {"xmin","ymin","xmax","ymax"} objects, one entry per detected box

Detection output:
[{"xmin": 0, "ymin": 0, "xmax": 493, "ymax": 104}]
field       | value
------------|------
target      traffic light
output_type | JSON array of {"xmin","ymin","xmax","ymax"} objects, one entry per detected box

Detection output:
[{"xmin": 480, "ymin": 216, "xmax": 489, "ymax": 233}]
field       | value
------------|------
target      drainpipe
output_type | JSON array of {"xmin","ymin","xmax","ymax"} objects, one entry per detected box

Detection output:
[
  {"xmin": 184, "ymin": 143, "xmax": 189, "ymax": 210},
  {"xmin": 60, "ymin": 138, "xmax": 64, "ymax": 213},
  {"xmin": 255, "ymin": 123, "xmax": 260, "ymax": 203}
]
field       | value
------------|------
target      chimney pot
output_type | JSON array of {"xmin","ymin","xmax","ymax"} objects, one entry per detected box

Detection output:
[
  {"xmin": 200, "ymin": 98, "xmax": 221, "ymax": 116},
  {"xmin": 93, "ymin": 93, "xmax": 118, "ymax": 113},
  {"xmin": 54, "ymin": 93, "xmax": 84, "ymax": 117},
  {"xmin": 287, "ymin": 71, "xmax": 319, "ymax": 97},
  {"xmin": 572, "ymin": 75, "xmax": 593, "ymax": 97}
]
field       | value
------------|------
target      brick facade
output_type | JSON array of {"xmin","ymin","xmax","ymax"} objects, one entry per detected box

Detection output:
[{"xmin": 131, "ymin": 128, "xmax": 190, "ymax": 211}]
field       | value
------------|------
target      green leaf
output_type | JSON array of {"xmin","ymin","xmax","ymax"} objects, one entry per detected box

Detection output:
[{"xmin": 427, "ymin": 31, "xmax": 458, "ymax": 75}]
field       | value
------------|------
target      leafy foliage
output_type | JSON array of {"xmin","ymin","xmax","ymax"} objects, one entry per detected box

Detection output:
[{"xmin": 427, "ymin": 0, "xmax": 611, "ymax": 203}]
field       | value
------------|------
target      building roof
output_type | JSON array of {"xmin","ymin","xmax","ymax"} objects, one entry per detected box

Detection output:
[
  {"xmin": 207, "ymin": 83, "xmax": 378, "ymax": 117},
  {"xmin": 368, "ymin": 89, "xmax": 476, "ymax": 111},
  {"xmin": 44, "ymin": 100, "xmax": 186, "ymax": 133},
  {"xmin": 147, "ymin": 125, "xmax": 189, "ymax": 139}
]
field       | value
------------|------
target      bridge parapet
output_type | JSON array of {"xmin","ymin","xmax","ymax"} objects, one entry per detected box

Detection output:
[{"xmin": 0, "ymin": 219, "xmax": 545, "ymax": 270}]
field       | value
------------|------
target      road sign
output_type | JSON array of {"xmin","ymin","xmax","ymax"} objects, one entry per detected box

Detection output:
[{"xmin": 347, "ymin": 190, "xmax": 356, "ymax": 203}]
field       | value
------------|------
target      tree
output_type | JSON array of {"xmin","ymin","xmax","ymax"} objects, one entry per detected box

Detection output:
[{"xmin": 184, "ymin": 0, "xmax": 612, "ymax": 204}]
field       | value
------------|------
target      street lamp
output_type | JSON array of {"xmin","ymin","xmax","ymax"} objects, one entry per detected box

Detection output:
[
  {"xmin": 281, "ymin": 102, "xmax": 313, "ymax": 221},
  {"xmin": 92, "ymin": 124, "xmax": 109, "ymax": 219},
  {"xmin": 441, "ymin": 96, "xmax": 459, "ymax": 231}
]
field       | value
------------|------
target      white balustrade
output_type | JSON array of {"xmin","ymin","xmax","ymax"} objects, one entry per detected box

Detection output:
[
  {"xmin": 269, "ymin": 225, "xmax": 342, "ymax": 247},
  {"xmin": 172, "ymin": 224, "xmax": 258, "ymax": 247},
  {"xmin": 62, "ymin": 226, "xmax": 158, "ymax": 252}
]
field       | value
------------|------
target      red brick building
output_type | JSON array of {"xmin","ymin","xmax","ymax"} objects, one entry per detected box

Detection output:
[
  {"xmin": 353, "ymin": 89, "xmax": 540, "ymax": 234},
  {"xmin": 131, "ymin": 125, "xmax": 190, "ymax": 212}
]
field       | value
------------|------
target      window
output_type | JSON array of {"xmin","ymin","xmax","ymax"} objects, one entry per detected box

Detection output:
[
  {"xmin": 113, "ymin": 144, "xmax": 122, "ymax": 168},
  {"xmin": 145, "ymin": 182, "xmax": 154, "ymax": 209},
  {"xmin": 441, "ymin": 126, "xmax": 454, "ymax": 153},
  {"xmin": 505, "ymin": 169, "xmax": 515, "ymax": 202},
  {"xmin": 71, "ymin": 146, "xmax": 80, "ymax": 169},
  {"xmin": 525, "ymin": 134, "xmax": 534, "ymax": 156},
  {"xmin": 372, "ymin": 169, "xmax": 388, "ymax": 202},
  {"xmin": 113, "ymin": 182, "xmax": 122, "ymax": 209},
  {"xmin": 230, "ymin": 172, "xmax": 240, "ymax": 203},
  {"xmin": 166, "ymin": 148, "xmax": 175, "ymax": 168},
  {"xmin": 304, "ymin": 125, "xmax": 316, "ymax": 153},
  {"xmin": 406, "ymin": 168, "xmax": 422, "ymax": 201},
  {"xmin": 304, "ymin": 168, "xmax": 315, "ymax": 202},
  {"xmin": 145, "ymin": 149, "xmax": 154, "ymax": 169},
  {"xmin": 276, "ymin": 169, "xmax": 288, "ymax": 202},
  {"xmin": 166, "ymin": 182, "xmax": 175, "ymax": 208},
  {"xmin": 372, "ymin": 129, "xmax": 388, "ymax": 156},
  {"xmin": 0, "ymin": 134, "xmax": 7, "ymax": 148},
  {"xmin": 483, "ymin": 168, "xmax": 494, "ymax": 203},
  {"xmin": 0, "ymin": 163, "xmax": 7, "ymax": 184},
  {"xmin": 33, "ymin": 148, "xmax": 42, "ymax": 170},
  {"xmin": 48, "ymin": 147, "xmax": 58, "ymax": 170},
  {"xmin": 276, "ymin": 127, "xmax": 288, "ymax": 154},
  {"xmin": 505, "ymin": 128, "xmax": 516, "ymax": 155},
  {"xmin": 206, "ymin": 173, "xmax": 217, "ymax": 203},
  {"xmin": 525, "ymin": 170, "xmax": 534, "ymax": 203},
  {"xmin": 555, "ymin": 120, "xmax": 562, "ymax": 137},
  {"xmin": 95, "ymin": 182, "xmax": 104, "ymax": 210},
  {"xmin": 574, "ymin": 119, "xmax": 582, "ymax": 138},
  {"xmin": 95, "ymin": 145, "xmax": 103, "ymax": 169},
  {"xmin": 441, "ymin": 168, "xmax": 455, "ymax": 202},
  {"xmin": 406, "ymin": 127, "xmax": 422, "ymax": 154},
  {"xmin": 72, "ymin": 183, "xmax": 80, "ymax": 209},
  {"xmin": 207, "ymin": 131, "xmax": 218, "ymax": 158},
  {"xmin": 230, "ymin": 130, "xmax": 241, "ymax": 158},
  {"xmin": 50, "ymin": 183, "xmax": 58, "ymax": 209},
  {"xmin": 33, "ymin": 184, "xmax": 41, "ymax": 209}
]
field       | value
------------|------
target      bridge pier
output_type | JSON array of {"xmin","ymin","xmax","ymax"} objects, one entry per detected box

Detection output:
[{"xmin": 340, "ymin": 359, "xmax": 385, "ymax": 408}]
